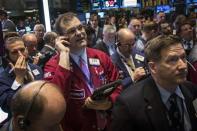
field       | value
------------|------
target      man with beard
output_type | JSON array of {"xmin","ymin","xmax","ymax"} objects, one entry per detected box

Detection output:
[
  {"xmin": 111, "ymin": 35, "xmax": 197, "ymax": 131},
  {"xmin": 0, "ymin": 37, "xmax": 43, "ymax": 122},
  {"xmin": 44, "ymin": 12, "xmax": 121, "ymax": 131}
]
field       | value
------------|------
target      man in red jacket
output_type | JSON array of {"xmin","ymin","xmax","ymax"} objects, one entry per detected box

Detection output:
[{"xmin": 44, "ymin": 12, "xmax": 121, "ymax": 131}]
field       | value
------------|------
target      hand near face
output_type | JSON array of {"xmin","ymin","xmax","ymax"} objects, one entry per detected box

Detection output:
[
  {"xmin": 56, "ymin": 36, "xmax": 71, "ymax": 70},
  {"xmin": 32, "ymin": 55, "xmax": 40, "ymax": 65},
  {"xmin": 10, "ymin": 51, "xmax": 27, "ymax": 84},
  {"xmin": 55, "ymin": 36, "xmax": 70, "ymax": 53},
  {"xmin": 84, "ymin": 97, "xmax": 112, "ymax": 110},
  {"xmin": 133, "ymin": 67, "xmax": 146, "ymax": 82}
]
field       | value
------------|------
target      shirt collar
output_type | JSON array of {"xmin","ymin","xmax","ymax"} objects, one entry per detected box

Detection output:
[
  {"xmin": 157, "ymin": 84, "xmax": 185, "ymax": 105},
  {"xmin": 70, "ymin": 48, "xmax": 87, "ymax": 66}
]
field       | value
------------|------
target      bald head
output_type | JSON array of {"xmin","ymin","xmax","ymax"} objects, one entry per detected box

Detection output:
[
  {"xmin": 22, "ymin": 33, "xmax": 38, "ymax": 55},
  {"xmin": 11, "ymin": 80, "xmax": 66, "ymax": 130},
  {"xmin": 118, "ymin": 28, "xmax": 135, "ymax": 42},
  {"xmin": 117, "ymin": 28, "xmax": 135, "ymax": 57}
]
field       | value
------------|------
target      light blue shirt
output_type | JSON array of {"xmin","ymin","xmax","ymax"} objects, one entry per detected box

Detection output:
[
  {"xmin": 157, "ymin": 85, "xmax": 192, "ymax": 131},
  {"xmin": 70, "ymin": 48, "xmax": 88, "ymax": 67}
]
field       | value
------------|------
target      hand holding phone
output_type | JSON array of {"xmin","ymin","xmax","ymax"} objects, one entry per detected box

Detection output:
[
  {"xmin": 55, "ymin": 36, "xmax": 70, "ymax": 53},
  {"xmin": 56, "ymin": 36, "xmax": 71, "ymax": 70}
]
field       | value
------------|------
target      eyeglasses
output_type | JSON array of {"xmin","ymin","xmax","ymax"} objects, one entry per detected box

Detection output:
[
  {"xmin": 64, "ymin": 24, "xmax": 85, "ymax": 35},
  {"xmin": 118, "ymin": 41, "xmax": 135, "ymax": 48}
]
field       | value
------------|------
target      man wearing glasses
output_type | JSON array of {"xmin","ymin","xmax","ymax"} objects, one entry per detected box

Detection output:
[
  {"xmin": 111, "ymin": 28, "xmax": 146, "ymax": 88},
  {"xmin": 44, "ymin": 12, "xmax": 121, "ymax": 131}
]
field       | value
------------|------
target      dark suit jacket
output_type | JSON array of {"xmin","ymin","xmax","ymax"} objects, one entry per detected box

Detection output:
[
  {"xmin": 111, "ymin": 76, "xmax": 197, "ymax": 131},
  {"xmin": 94, "ymin": 41, "xmax": 110, "ymax": 56},
  {"xmin": 38, "ymin": 45, "xmax": 57, "ymax": 69},
  {"xmin": 0, "ymin": 63, "xmax": 43, "ymax": 114},
  {"xmin": 111, "ymin": 51, "xmax": 133, "ymax": 88}
]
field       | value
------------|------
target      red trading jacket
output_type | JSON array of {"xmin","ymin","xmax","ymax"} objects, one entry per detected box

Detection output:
[{"xmin": 44, "ymin": 48, "xmax": 121, "ymax": 131}]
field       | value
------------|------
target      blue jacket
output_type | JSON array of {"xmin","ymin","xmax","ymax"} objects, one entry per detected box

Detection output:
[{"xmin": 0, "ymin": 63, "xmax": 43, "ymax": 114}]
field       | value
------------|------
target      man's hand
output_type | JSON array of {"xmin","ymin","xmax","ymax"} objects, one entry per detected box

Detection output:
[
  {"xmin": 84, "ymin": 97, "xmax": 112, "ymax": 110},
  {"xmin": 32, "ymin": 55, "xmax": 40, "ymax": 65},
  {"xmin": 55, "ymin": 36, "xmax": 70, "ymax": 70},
  {"xmin": 10, "ymin": 51, "xmax": 27, "ymax": 84},
  {"xmin": 133, "ymin": 67, "xmax": 146, "ymax": 82}
]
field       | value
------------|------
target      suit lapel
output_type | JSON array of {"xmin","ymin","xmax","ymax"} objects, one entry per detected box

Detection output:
[
  {"xmin": 143, "ymin": 77, "xmax": 169, "ymax": 131},
  {"xmin": 180, "ymin": 84, "xmax": 197, "ymax": 130}
]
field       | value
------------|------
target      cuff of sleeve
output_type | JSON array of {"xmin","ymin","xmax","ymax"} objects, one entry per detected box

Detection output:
[{"xmin": 11, "ymin": 80, "xmax": 22, "ymax": 90}]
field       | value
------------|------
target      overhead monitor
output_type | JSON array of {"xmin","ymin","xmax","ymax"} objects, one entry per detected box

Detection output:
[
  {"xmin": 122, "ymin": 0, "xmax": 137, "ymax": 7},
  {"xmin": 92, "ymin": 0, "xmax": 100, "ymax": 10},
  {"xmin": 85, "ymin": 12, "xmax": 90, "ymax": 19},
  {"xmin": 156, "ymin": 5, "xmax": 171, "ymax": 13},
  {"xmin": 102, "ymin": 0, "xmax": 119, "ymax": 9},
  {"xmin": 98, "ymin": 12, "xmax": 105, "ymax": 18}
]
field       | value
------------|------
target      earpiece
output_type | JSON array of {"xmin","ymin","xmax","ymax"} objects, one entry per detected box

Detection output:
[
  {"xmin": 16, "ymin": 82, "xmax": 48, "ymax": 130},
  {"xmin": 18, "ymin": 116, "xmax": 28, "ymax": 130}
]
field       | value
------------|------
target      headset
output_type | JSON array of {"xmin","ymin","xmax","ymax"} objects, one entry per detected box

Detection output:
[{"xmin": 17, "ymin": 82, "xmax": 48, "ymax": 130}]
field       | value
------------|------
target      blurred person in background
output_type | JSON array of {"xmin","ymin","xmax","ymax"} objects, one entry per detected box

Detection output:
[
  {"xmin": 33, "ymin": 24, "xmax": 45, "ymax": 51},
  {"xmin": 0, "ymin": 9, "xmax": 16, "ymax": 32}
]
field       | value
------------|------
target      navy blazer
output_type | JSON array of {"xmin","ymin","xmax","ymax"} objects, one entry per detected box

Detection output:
[
  {"xmin": 0, "ymin": 63, "xmax": 43, "ymax": 114},
  {"xmin": 111, "ymin": 76, "xmax": 197, "ymax": 131},
  {"xmin": 111, "ymin": 51, "xmax": 133, "ymax": 88}
]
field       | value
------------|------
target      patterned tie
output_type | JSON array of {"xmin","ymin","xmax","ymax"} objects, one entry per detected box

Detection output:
[
  {"xmin": 126, "ymin": 58, "xmax": 135, "ymax": 71},
  {"xmin": 79, "ymin": 57, "xmax": 93, "ymax": 93},
  {"xmin": 168, "ymin": 93, "xmax": 184, "ymax": 131}
]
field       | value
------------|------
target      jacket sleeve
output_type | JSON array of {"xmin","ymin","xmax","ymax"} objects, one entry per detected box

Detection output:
[
  {"xmin": 43, "ymin": 56, "xmax": 72, "ymax": 99},
  {"xmin": 111, "ymin": 96, "xmax": 133, "ymax": 131},
  {"xmin": 0, "ymin": 78, "xmax": 17, "ymax": 113},
  {"xmin": 102, "ymin": 53, "xmax": 122, "ymax": 103}
]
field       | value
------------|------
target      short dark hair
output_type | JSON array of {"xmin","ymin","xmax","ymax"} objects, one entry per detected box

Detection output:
[
  {"xmin": 3, "ymin": 32, "xmax": 19, "ymax": 42},
  {"xmin": 145, "ymin": 35, "xmax": 182, "ymax": 62},
  {"xmin": 176, "ymin": 20, "xmax": 192, "ymax": 35},
  {"xmin": 5, "ymin": 37, "xmax": 24, "ymax": 49},
  {"xmin": 43, "ymin": 32, "xmax": 58, "ymax": 44},
  {"xmin": 90, "ymin": 13, "xmax": 98, "ymax": 21},
  {"xmin": 54, "ymin": 12, "xmax": 77, "ymax": 35},
  {"xmin": 142, "ymin": 21, "xmax": 158, "ymax": 32}
]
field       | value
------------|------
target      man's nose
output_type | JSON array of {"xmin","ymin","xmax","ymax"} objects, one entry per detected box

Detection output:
[{"xmin": 178, "ymin": 58, "xmax": 187, "ymax": 70}]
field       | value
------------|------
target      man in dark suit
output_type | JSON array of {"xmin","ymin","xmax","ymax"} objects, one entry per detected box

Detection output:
[
  {"xmin": 94, "ymin": 25, "xmax": 116, "ymax": 56},
  {"xmin": 0, "ymin": 37, "xmax": 43, "ymax": 122},
  {"xmin": 89, "ymin": 14, "xmax": 103, "ymax": 47},
  {"xmin": 111, "ymin": 35, "xmax": 197, "ymax": 131},
  {"xmin": 111, "ymin": 28, "xmax": 146, "ymax": 88},
  {"xmin": 0, "ymin": 9, "xmax": 16, "ymax": 32}
]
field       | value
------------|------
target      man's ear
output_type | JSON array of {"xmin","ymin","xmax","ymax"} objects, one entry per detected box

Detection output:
[{"xmin": 148, "ymin": 61, "xmax": 157, "ymax": 74}]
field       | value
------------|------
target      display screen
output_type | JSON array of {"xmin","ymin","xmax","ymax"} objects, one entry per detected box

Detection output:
[
  {"xmin": 122, "ymin": 0, "xmax": 137, "ymax": 7},
  {"xmin": 156, "ymin": 5, "xmax": 171, "ymax": 13},
  {"xmin": 98, "ymin": 12, "xmax": 105, "ymax": 18},
  {"xmin": 92, "ymin": 0, "xmax": 119, "ymax": 10}
]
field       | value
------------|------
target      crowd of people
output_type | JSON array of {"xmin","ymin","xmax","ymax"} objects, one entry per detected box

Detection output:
[{"xmin": 0, "ymin": 7, "xmax": 197, "ymax": 131}]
